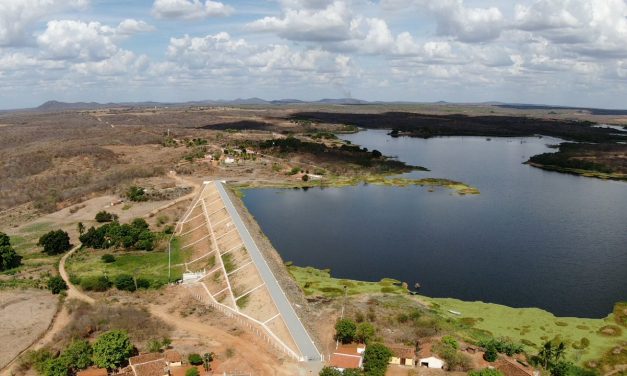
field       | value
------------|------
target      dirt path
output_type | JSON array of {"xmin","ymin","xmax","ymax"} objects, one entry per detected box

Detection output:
[
  {"xmin": 148, "ymin": 304, "xmax": 300, "ymax": 376},
  {"xmin": 59, "ymin": 245, "xmax": 95, "ymax": 304}
]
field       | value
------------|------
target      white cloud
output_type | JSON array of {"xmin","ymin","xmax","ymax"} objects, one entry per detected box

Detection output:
[
  {"xmin": 0, "ymin": 0, "xmax": 88, "ymax": 46},
  {"xmin": 116, "ymin": 19, "xmax": 155, "ymax": 35},
  {"xmin": 37, "ymin": 20, "xmax": 119, "ymax": 61},
  {"xmin": 425, "ymin": 0, "xmax": 506, "ymax": 42},
  {"xmin": 247, "ymin": 1, "xmax": 353, "ymax": 42},
  {"xmin": 152, "ymin": 0, "xmax": 233, "ymax": 20}
]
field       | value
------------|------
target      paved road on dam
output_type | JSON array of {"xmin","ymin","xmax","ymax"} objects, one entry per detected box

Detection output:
[{"xmin": 215, "ymin": 181, "xmax": 321, "ymax": 361}]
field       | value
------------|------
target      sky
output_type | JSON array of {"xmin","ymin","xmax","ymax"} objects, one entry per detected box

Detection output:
[{"xmin": 1, "ymin": 0, "xmax": 627, "ymax": 109}]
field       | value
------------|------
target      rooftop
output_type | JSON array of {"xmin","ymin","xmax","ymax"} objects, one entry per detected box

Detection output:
[
  {"xmin": 387, "ymin": 344, "xmax": 416, "ymax": 359},
  {"xmin": 329, "ymin": 353, "xmax": 362, "ymax": 369},
  {"xmin": 129, "ymin": 352, "xmax": 163, "ymax": 366}
]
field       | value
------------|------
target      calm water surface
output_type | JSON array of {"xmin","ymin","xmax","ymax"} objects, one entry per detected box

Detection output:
[{"xmin": 243, "ymin": 130, "xmax": 627, "ymax": 318}]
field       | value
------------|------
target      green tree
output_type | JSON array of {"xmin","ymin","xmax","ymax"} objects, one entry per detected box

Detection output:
[
  {"xmin": 335, "ymin": 318, "xmax": 357, "ymax": 344},
  {"xmin": 536, "ymin": 341, "xmax": 566, "ymax": 370},
  {"xmin": 38, "ymin": 230, "xmax": 72, "ymax": 255},
  {"xmin": 0, "ymin": 232, "xmax": 22, "ymax": 271},
  {"xmin": 63, "ymin": 340, "xmax": 93, "ymax": 371},
  {"xmin": 185, "ymin": 368, "xmax": 200, "ymax": 376},
  {"xmin": 355, "ymin": 322, "xmax": 376, "ymax": 344},
  {"xmin": 47, "ymin": 276, "xmax": 68, "ymax": 294},
  {"xmin": 319, "ymin": 366, "xmax": 343, "ymax": 376},
  {"xmin": 469, "ymin": 369, "xmax": 504, "ymax": 376},
  {"xmin": 484, "ymin": 344, "xmax": 498, "ymax": 362},
  {"xmin": 114, "ymin": 274, "xmax": 136, "ymax": 292},
  {"xmin": 188, "ymin": 353, "xmax": 203, "ymax": 365},
  {"xmin": 363, "ymin": 343, "xmax": 392, "ymax": 376},
  {"xmin": 92, "ymin": 330, "xmax": 134, "ymax": 369},
  {"xmin": 77, "ymin": 222, "xmax": 85, "ymax": 235},
  {"xmin": 43, "ymin": 357, "xmax": 69, "ymax": 376}
]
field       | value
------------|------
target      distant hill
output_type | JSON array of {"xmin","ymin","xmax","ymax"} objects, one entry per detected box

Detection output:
[{"xmin": 24, "ymin": 99, "xmax": 627, "ymax": 114}]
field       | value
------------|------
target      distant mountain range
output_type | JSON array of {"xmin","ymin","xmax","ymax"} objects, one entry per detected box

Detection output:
[{"xmin": 9, "ymin": 98, "xmax": 627, "ymax": 116}]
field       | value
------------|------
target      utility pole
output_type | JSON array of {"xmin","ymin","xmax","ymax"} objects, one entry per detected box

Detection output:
[{"xmin": 336, "ymin": 285, "xmax": 348, "ymax": 350}]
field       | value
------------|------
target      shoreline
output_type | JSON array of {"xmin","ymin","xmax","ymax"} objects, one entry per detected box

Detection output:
[
  {"xmin": 231, "ymin": 175, "xmax": 480, "ymax": 196},
  {"xmin": 526, "ymin": 162, "xmax": 627, "ymax": 181}
]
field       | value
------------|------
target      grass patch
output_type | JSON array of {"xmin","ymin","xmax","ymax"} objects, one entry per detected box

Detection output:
[
  {"xmin": 65, "ymin": 237, "xmax": 187, "ymax": 287},
  {"xmin": 287, "ymin": 265, "xmax": 408, "ymax": 298},
  {"xmin": 236, "ymin": 294, "xmax": 250, "ymax": 309},
  {"xmin": 221, "ymin": 253, "xmax": 235, "ymax": 273},
  {"xmin": 419, "ymin": 296, "xmax": 627, "ymax": 365}
]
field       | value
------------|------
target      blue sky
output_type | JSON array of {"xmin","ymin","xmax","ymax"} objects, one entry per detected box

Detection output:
[{"xmin": 1, "ymin": 0, "xmax": 627, "ymax": 109}]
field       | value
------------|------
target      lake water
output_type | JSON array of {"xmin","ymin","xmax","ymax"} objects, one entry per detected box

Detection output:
[{"xmin": 242, "ymin": 130, "xmax": 627, "ymax": 318}]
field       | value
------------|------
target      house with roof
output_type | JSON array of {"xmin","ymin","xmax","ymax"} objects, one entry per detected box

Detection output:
[
  {"xmin": 123, "ymin": 351, "xmax": 184, "ymax": 376},
  {"xmin": 419, "ymin": 356, "xmax": 445, "ymax": 369},
  {"xmin": 329, "ymin": 344, "xmax": 366, "ymax": 371},
  {"xmin": 164, "ymin": 350, "xmax": 183, "ymax": 367},
  {"xmin": 496, "ymin": 358, "xmax": 539, "ymax": 376},
  {"xmin": 387, "ymin": 344, "xmax": 416, "ymax": 367}
]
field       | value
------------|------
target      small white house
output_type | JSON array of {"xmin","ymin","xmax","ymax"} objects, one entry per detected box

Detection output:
[
  {"xmin": 224, "ymin": 157, "xmax": 235, "ymax": 164},
  {"xmin": 419, "ymin": 356, "xmax": 444, "ymax": 369}
]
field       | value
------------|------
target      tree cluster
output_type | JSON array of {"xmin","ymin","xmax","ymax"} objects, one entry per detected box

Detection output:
[
  {"xmin": 0, "ymin": 232, "xmax": 22, "ymax": 271},
  {"xmin": 530, "ymin": 341, "xmax": 596, "ymax": 376},
  {"xmin": 29, "ymin": 331, "xmax": 134, "ymax": 376},
  {"xmin": 335, "ymin": 318, "xmax": 377, "ymax": 345},
  {"xmin": 79, "ymin": 218, "xmax": 155, "ymax": 251}
]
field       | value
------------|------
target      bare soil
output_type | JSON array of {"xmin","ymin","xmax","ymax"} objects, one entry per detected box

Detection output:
[{"xmin": 0, "ymin": 290, "xmax": 58, "ymax": 369}]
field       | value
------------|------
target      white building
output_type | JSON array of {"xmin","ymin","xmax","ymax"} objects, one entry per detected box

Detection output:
[{"xmin": 419, "ymin": 356, "xmax": 445, "ymax": 369}]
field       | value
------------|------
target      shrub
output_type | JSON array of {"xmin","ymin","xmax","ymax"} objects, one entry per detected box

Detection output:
[
  {"xmin": 288, "ymin": 166, "xmax": 301, "ymax": 175},
  {"xmin": 80, "ymin": 275, "xmax": 111, "ymax": 292},
  {"xmin": 95, "ymin": 211, "xmax": 117, "ymax": 223},
  {"xmin": 92, "ymin": 330, "xmax": 134, "ymax": 370},
  {"xmin": 186, "ymin": 368, "xmax": 200, "ymax": 376},
  {"xmin": 335, "ymin": 318, "xmax": 357, "ymax": 344},
  {"xmin": 442, "ymin": 336, "xmax": 459, "ymax": 350},
  {"xmin": 39, "ymin": 230, "xmax": 72, "ymax": 255},
  {"xmin": 127, "ymin": 186, "xmax": 147, "ymax": 202},
  {"xmin": 101, "ymin": 254, "xmax": 115, "ymax": 263},
  {"xmin": 63, "ymin": 340, "xmax": 93, "ymax": 371},
  {"xmin": 469, "ymin": 369, "xmax": 505, "ymax": 376},
  {"xmin": 114, "ymin": 274, "xmax": 136, "ymax": 292},
  {"xmin": 136, "ymin": 278, "xmax": 151, "ymax": 289},
  {"xmin": 48, "ymin": 276, "xmax": 68, "ymax": 294},
  {"xmin": 188, "ymin": 353, "xmax": 203, "ymax": 365},
  {"xmin": 484, "ymin": 345, "xmax": 498, "ymax": 362},
  {"xmin": 302, "ymin": 174, "xmax": 309, "ymax": 182}
]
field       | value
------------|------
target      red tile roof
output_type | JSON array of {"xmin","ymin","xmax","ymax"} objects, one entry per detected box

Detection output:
[
  {"xmin": 496, "ymin": 358, "xmax": 535, "ymax": 376},
  {"xmin": 129, "ymin": 353, "xmax": 163, "ymax": 365},
  {"xmin": 330, "ymin": 353, "xmax": 362, "ymax": 369},
  {"xmin": 164, "ymin": 350, "xmax": 182, "ymax": 363},
  {"xmin": 132, "ymin": 360, "xmax": 168, "ymax": 376}
]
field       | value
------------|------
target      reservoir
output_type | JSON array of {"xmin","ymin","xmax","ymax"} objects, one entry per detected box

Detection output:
[{"xmin": 242, "ymin": 130, "xmax": 627, "ymax": 318}]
